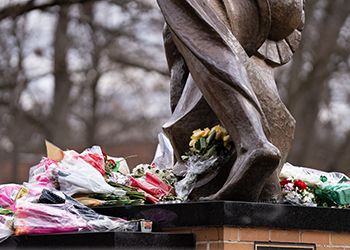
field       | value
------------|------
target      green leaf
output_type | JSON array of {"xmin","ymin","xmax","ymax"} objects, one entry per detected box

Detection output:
[
  {"xmin": 0, "ymin": 207, "xmax": 13, "ymax": 215},
  {"xmin": 206, "ymin": 131, "xmax": 216, "ymax": 145},
  {"xmin": 195, "ymin": 140, "xmax": 201, "ymax": 151},
  {"xmin": 200, "ymin": 137, "xmax": 207, "ymax": 151}
]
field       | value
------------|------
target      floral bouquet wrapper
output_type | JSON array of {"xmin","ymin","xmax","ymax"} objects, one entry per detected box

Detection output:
[{"xmin": 14, "ymin": 202, "xmax": 88, "ymax": 236}]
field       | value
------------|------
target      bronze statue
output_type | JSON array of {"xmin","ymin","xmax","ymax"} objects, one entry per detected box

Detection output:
[{"xmin": 158, "ymin": 0, "xmax": 305, "ymax": 202}]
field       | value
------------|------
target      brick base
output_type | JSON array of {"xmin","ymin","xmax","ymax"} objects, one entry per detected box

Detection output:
[{"xmin": 163, "ymin": 226, "xmax": 350, "ymax": 250}]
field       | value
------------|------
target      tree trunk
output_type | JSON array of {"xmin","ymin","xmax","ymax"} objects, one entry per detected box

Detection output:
[
  {"xmin": 49, "ymin": 6, "xmax": 72, "ymax": 147},
  {"xmin": 286, "ymin": 0, "xmax": 350, "ymax": 165}
]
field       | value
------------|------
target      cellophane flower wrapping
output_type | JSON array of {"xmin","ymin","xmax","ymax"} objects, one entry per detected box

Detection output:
[
  {"xmin": 0, "ymin": 184, "xmax": 25, "ymax": 211},
  {"xmin": 56, "ymin": 150, "xmax": 126, "ymax": 197},
  {"xmin": 79, "ymin": 146, "xmax": 106, "ymax": 176},
  {"xmin": 0, "ymin": 215, "xmax": 14, "ymax": 244},
  {"xmin": 14, "ymin": 202, "xmax": 89, "ymax": 235},
  {"xmin": 151, "ymin": 133, "xmax": 174, "ymax": 170},
  {"xmin": 130, "ymin": 172, "xmax": 175, "ymax": 203},
  {"xmin": 280, "ymin": 177, "xmax": 317, "ymax": 207},
  {"xmin": 280, "ymin": 163, "xmax": 350, "ymax": 207},
  {"xmin": 175, "ymin": 125, "xmax": 233, "ymax": 201},
  {"xmin": 280, "ymin": 163, "xmax": 349, "ymax": 188},
  {"xmin": 14, "ymin": 190, "xmax": 135, "ymax": 236},
  {"xmin": 175, "ymin": 156, "xmax": 218, "ymax": 201}
]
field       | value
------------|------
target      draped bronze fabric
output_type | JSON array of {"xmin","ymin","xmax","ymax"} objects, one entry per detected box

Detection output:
[{"xmin": 159, "ymin": 0, "xmax": 303, "ymax": 201}]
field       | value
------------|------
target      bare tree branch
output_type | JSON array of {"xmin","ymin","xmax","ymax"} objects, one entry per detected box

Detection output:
[
  {"xmin": 110, "ymin": 54, "xmax": 169, "ymax": 77},
  {"xmin": 0, "ymin": 0, "xmax": 100, "ymax": 20}
]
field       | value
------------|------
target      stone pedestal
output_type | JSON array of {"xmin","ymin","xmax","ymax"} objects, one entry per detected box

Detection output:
[
  {"xmin": 3, "ymin": 202, "xmax": 350, "ymax": 249},
  {"xmin": 163, "ymin": 226, "xmax": 350, "ymax": 250},
  {"xmin": 96, "ymin": 201, "xmax": 350, "ymax": 250},
  {"xmin": 2, "ymin": 231, "xmax": 196, "ymax": 249}
]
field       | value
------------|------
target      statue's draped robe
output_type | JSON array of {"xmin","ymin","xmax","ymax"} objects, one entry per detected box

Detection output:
[
  {"xmin": 160, "ymin": 0, "xmax": 267, "ymax": 154},
  {"xmin": 159, "ymin": 0, "xmax": 297, "ymax": 201}
]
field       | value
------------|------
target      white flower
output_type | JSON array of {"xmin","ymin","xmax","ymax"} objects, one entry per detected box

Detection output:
[{"xmin": 285, "ymin": 182, "xmax": 294, "ymax": 191}]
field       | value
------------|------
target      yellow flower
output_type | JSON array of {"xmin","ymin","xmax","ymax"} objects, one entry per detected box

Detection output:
[
  {"xmin": 191, "ymin": 129, "xmax": 204, "ymax": 140},
  {"xmin": 189, "ymin": 139, "xmax": 198, "ymax": 147},
  {"xmin": 202, "ymin": 128, "xmax": 210, "ymax": 137},
  {"xmin": 215, "ymin": 130, "xmax": 222, "ymax": 140},
  {"xmin": 190, "ymin": 125, "xmax": 231, "ymax": 149},
  {"xmin": 223, "ymin": 135, "xmax": 230, "ymax": 142},
  {"xmin": 221, "ymin": 127, "xmax": 228, "ymax": 136}
]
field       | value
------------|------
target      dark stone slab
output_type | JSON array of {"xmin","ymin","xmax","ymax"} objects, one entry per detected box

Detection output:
[
  {"xmin": 94, "ymin": 201, "xmax": 350, "ymax": 232},
  {"xmin": 2, "ymin": 232, "xmax": 195, "ymax": 250}
]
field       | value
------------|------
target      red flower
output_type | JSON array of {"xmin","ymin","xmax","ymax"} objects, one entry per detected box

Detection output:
[
  {"xmin": 294, "ymin": 180, "xmax": 307, "ymax": 190},
  {"xmin": 280, "ymin": 178, "xmax": 291, "ymax": 186}
]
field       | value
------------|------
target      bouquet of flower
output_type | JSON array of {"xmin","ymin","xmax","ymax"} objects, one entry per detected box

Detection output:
[
  {"xmin": 280, "ymin": 163, "xmax": 350, "ymax": 208},
  {"xmin": 182, "ymin": 125, "xmax": 232, "ymax": 160},
  {"xmin": 130, "ymin": 165, "xmax": 178, "ymax": 203},
  {"xmin": 176, "ymin": 125, "xmax": 234, "ymax": 201},
  {"xmin": 132, "ymin": 164, "xmax": 177, "ymax": 187},
  {"xmin": 280, "ymin": 177, "xmax": 317, "ymax": 206}
]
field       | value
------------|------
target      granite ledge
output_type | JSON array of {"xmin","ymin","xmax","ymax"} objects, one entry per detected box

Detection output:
[{"xmin": 94, "ymin": 201, "xmax": 350, "ymax": 232}]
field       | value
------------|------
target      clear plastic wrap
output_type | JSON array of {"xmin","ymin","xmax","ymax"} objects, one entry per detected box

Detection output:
[
  {"xmin": 130, "ymin": 177, "xmax": 166, "ymax": 200},
  {"xmin": 14, "ymin": 202, "xmax": 88, "ymax": 235},
  {"xmin": 42, "ymin": 190, "xmax": 135, "ymax": 232},
  {"xmin": 57, "ymin": 151, "xmax": 126, "ymax": 196},
  {"xmin": 28, "ymin": 158, "xmax": 59, "ymax": 185},
  {"xmin": 108, "ymin": 172, "xmax": 130, "ymax": 185},
  {"xmin": 0, "ymin": 184, "xmax": 28, "ymax": 211},
  {"xmin": 145, "ymin": 172, "xmax": 173, "ymax": 194},
  {"xmin": 0, "ymin": 215, "xmax": 13, "ymax": 244},
  {"xmin": 79, "ymin": 146, "xmax": 106, "ymax": 176},
  {"xmin": 25, "ymin": 157, "xmax": 61, "ymax": 199},
  {"xmin": 130, "ymin": 172, "xmax": 174, "ymax": 201},
  {"xmin": 175, "ymin": 156, "xmax": 218, "ymax": 201},
  {"xmin": 106, "ymin": 156, "xmax": 130, "ymax": 175},
  {"xmin": 151, "ymin": 133, "xmax": 174, "ymax": 170},
  {"xmin": 14, "ymin": 190, "xmax": 135, "ymax": 236},
  {"xmin": 281, "ymin": 162, "xmax": 349, "ymax": 188},
  {"xmin": 280, "ymin": 163, "xmax": 350, "ymax": 207}
]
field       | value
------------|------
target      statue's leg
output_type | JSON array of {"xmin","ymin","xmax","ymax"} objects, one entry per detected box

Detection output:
[
  {"xmin": 171, "ymin": 33, "xmax": 280, "ymax": 201},
  {"xmin": 247, "ymin": 57, "xmax": 296, "ymax": 202}
]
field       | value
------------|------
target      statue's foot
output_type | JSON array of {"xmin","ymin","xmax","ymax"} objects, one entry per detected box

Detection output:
[
  {"xmin": 258, "ymin": 171, "xmax": 283, "ymax": 203},
  {"xmin": 200, "ymin": 143, "xmax": 280, "ymax": 201}
]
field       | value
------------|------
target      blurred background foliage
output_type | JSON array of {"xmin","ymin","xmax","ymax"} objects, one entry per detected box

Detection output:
[{"xmin": 0, "ymin": 0, "xmax": 349, "ymax": 183}]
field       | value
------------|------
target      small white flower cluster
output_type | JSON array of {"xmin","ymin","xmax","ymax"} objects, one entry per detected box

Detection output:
[
  {"xmin": 280, "ymin": 178, "xmax": 317, "ymax": 207},
  {"xmin": 132, "ymin": 164, "xmax": 177, "ymax": 186}
]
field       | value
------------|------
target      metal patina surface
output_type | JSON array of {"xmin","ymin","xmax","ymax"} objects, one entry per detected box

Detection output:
[{"xmin": 158, "ymin": 0, "xmax": 304, "ymax": 202}]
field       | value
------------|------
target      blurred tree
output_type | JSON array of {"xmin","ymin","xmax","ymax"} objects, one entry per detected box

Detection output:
[
  {"xmin": 0, "ymin": 0, "xmax": 169, "ymax": 182},
  {"xmin": 0, "ymin": 0, "xmax": 349, "ymax": 183},
  {"xmin": 277, "ymin": 0, "xmax": 350, "ymax": 172}
]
